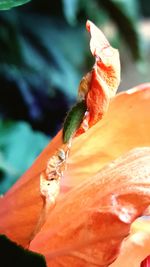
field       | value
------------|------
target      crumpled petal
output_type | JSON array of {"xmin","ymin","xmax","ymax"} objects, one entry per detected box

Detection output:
[
  {"xmin": 110, "ymin": 219, "xmax": 150, "ymax": 267},
  {"xmin": 78, "ymin": 20, "xmax": 120, "ymax": 131},
  {"xmin": 29, "ymin": 147, "xmax": 150, "ymax": 267}
]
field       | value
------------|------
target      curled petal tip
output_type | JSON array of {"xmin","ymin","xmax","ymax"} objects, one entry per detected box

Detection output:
[
  {"xmin": 86, "ymin": 20, "xmax": 110, "ymax": 57},
  {"xmin": 86, "ymin": 20, "xmax": 91, "ymax": 32},
  {"xmin": 77, "ymin": 20, "xmax": 121, "ymax": 133}
]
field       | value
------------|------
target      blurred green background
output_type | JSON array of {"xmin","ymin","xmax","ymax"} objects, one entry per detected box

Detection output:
[{"xmin": 0, "ymin": 0, "xmax": 150, "ymax": 194}]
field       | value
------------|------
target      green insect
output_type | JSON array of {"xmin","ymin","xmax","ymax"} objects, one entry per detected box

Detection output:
[{"xmin": 63, "ymin": 100, "xmax": 87, "ymax": 144}]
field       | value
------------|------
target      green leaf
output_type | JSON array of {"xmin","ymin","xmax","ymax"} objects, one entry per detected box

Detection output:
[
  {"xmin": 0, "ymin": 120, "xmax": 49, "ymax": 194},
  {"xmin": 0, "ymin": 12, "xmax": 87, "ymax": 99},
  {"xmin": 0, "ymin": 14, "xmax": 23, "ymax": 65},
  {"xmin": 97, "ymin": 0, "xmax": 140, "ymax": 60},
  {"xmin": 63, "ymin": 100, "xmax": 87, "ymax": 143},
  {"xmin": 0, "ymin": 235, "xmax": 47, "ymax": 267},
  {"xmin": 0, "ymin": 0, "xmax": 30, "ymax": 10},
  {"xmin": 62, "ymin": 0, "xmax": 80, "ymax": 25},
  {"xmin": 19, "ymin": 15, "xmax": 86, "ymax": 99}
]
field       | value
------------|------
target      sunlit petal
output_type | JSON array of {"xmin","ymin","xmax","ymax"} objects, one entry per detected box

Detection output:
[
  {"xmin": 0, "ymin": 85, "xmax": 149, "ymax": 247},
  {"xmin": 29, "ymin": 147, "xmax": 150, "ymax": 267},
  {"xmin": 64, "ymin": 83, "xmax": 150, "ymax": 187}
]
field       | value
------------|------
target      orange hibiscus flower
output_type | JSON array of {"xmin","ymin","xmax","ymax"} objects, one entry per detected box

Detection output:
[{"xmin": 0, "ymin": 21, "xmax": 150, "ymax": 267}]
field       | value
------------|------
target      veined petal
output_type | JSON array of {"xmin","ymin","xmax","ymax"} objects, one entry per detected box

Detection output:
[{"xmin": 29, "ymin": 147, "xmax": 150, "ymax": 267}]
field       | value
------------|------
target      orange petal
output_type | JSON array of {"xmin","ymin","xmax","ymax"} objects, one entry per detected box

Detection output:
[
  {"xmin": 29, "ymin": 147, "xmax": 150, "ymax": 267},
  {"xmin": 110, "ymin": 219, "xmax": 150, "ymax": 267},
  {"xmin": 0, "ymin": 131, "xmax": 63, "ymax": 247},
  {"xmin": 64, "ymin": 83, "xmax": 150, "ymax": 187},
  {"xmin": 0, "ymin": 84, "xmax": 149, "ymax": 247},
  {"xmin": 78, "ymin": 21, "xmax": 120, "ymax": 131}
]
